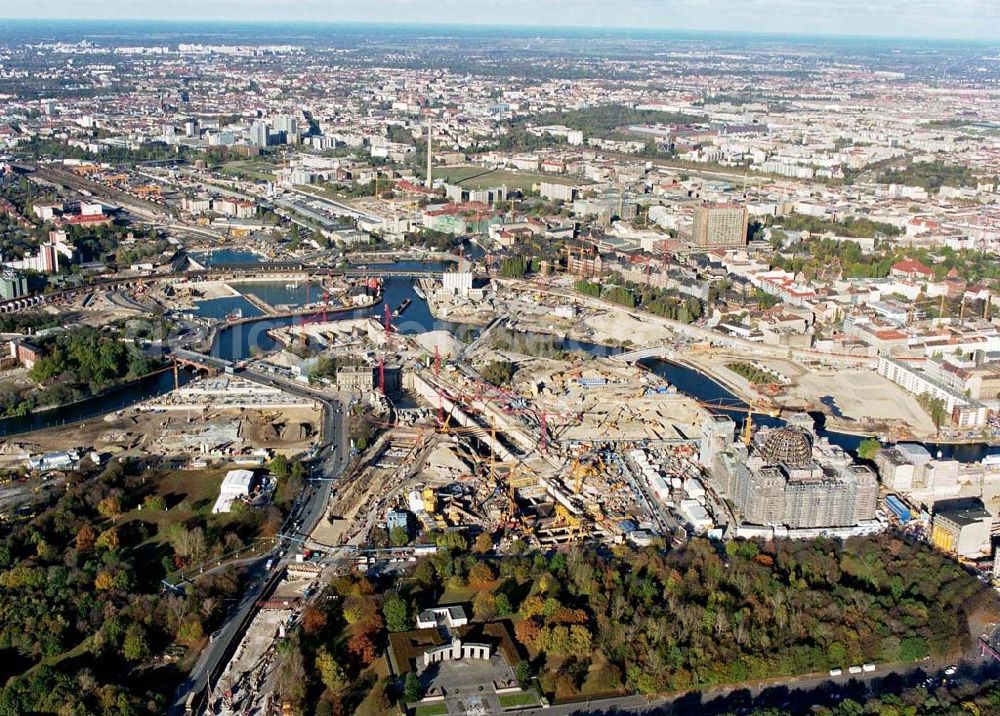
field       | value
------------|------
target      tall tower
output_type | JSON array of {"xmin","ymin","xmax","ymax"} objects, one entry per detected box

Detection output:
[
  {"xmin": 426, "ymin": 116, "xmax": 433, "ymax": 190},
  {"xmin": 700, "ymin": 414, "xmax": 735, "ymax": 471}
]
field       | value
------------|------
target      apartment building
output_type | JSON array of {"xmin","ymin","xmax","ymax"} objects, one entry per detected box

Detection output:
[
  {"xmin": 876, "ymin": 356, "xmax": 989, "ymax": 428},
  {"xmin": 691, "ymin": 202, "xmax": 748, "ymax": 247}
]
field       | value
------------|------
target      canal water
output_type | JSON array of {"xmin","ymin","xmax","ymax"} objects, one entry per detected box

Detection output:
[
  {"xmin": 640, "ymin": 357, "xmax": 999, "ymax": 463},
  {"xmin": 4, "ymin": 258, "xmax": 997, "ymax": 461},
  {"xmin": 0, "ymin": 369, "xmax": 196, "ymax": 437},
  {"xmin": 189, "ymin": 248, "xmax": 263, "ymax": 266},
  {"xmin": 190, "ymin": 295, "xmax": 264, "ymax": 321},
  {"xmin": 232, "ymin": 280, "xmax": 328, "ymax": 310},
  {"xmin": 211, "ymin": 270, "xmax": 478, "ymax": 362}
]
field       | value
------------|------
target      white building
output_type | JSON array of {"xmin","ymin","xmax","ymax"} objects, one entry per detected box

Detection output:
[
  {"xmin": 441, "ymin": 271, "xmax": 473, "ymax": 297},
  {"xmin": 27, "ymin": 450, "xmax": 80, "ymax": 472},
  {"xmin": 539, "ymin": 182, "xmax": 577, "ymax": 202},
  {"xmin": 4, "ymin": 231, "xmax": 74, "ymax": 274},
  {"xmin": 416, "ymin": 605, "xmax": 469, "ymax": 629},
  {"xmin": 212, "ymin": 469, "xmax": 255, "ymax": 513},
  {"xmin": 876, "ymin": 356, "xmax": 988, "ymax": 428}
]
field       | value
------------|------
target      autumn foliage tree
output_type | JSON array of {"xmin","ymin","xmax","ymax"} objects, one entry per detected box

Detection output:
[
  {"xmin": 347, "ymin": 633, "xmax": 377, "ymax": 666},
  {"xmin": 301, "ymin": 605, "xmax": 328, "ymax": 635},
  {"xmin": 468, "ymin": 562, "xmax": 496, "ymax": 589},
  {"xmin": 316, "ymin": 647, "xmax": 348, "ymax": 692},
  {"xmin": 96, "ymin": 495, "xmax": 122, "ymax": 519},
  {"xmin": 494, "ymin": 535, "xmax": 994, "ymax": 701},
  {"xmin": 74, "ymin": 523, "xmax": 96, "ymax": 554},
  {"xmin": 514, "ymin": 617, "xmax": 543, "ymax": 648}
]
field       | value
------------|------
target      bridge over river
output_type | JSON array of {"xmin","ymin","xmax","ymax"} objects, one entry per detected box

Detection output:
[{"xmin": 0, "ymin": 262, "xmax": 445, "ymax": 314}]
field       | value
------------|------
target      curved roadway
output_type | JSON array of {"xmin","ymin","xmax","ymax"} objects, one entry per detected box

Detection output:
[{"xmin": 169, "ymin": 371, "xmax": 348, "ymax": 715}]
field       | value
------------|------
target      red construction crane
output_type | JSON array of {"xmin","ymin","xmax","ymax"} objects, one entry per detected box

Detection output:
[
  {"xmin": 438, "ymin": 372, "xmax": 560, "ymax": 455},
  {"xmin": 384, "ymin": 302, "xmax": 391, "ymax": 337},
  {"xmin": 539, "ymin": 411, "xmax": 548, "ymax": 454},
  {"xmin": 300, "ymin": 284, "xmax": 336, "ymax": 327}
]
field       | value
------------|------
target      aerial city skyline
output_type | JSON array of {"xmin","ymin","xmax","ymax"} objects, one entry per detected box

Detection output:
[{"xmin": 0, "ymin": 10, "xmax": 999, "ymax": 716}]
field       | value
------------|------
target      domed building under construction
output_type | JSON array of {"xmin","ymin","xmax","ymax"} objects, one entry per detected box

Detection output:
[{"xmin": 701, "ymin": 414, "xmax": 878, "ymax": 532}]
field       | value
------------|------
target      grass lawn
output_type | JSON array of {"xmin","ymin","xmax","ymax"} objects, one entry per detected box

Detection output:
[
  {"xmin": 222, "ymin": 161, "xmax": 277, "ymax": 182},
  {"xmin": 498, "ymin": 691, "xmax": 540, "ymax": 708},
  {"xmin": 117, "ymin": 469, "xmax": 227, "ymax": 542},
  {"xmin": 149, "ymin": 468, "xmax": 225, "ymax": 511},
  {"xmin": 295, "ymin": 183, "xmax": 341, "ymax": 199},
  {"xmin": 117, "ymin": 468, "xmax": 275, "ymax": 587},
  {"xmin": 437, "ymin": 165, "xmax": 582, "ymax": 192},
  {"xmin": 412, "ymin": 703, "xmax": 449, "ymax": 716},
  {"xmin": 438, "ymin": 583, "xmax": 477, "ymax": 605}
]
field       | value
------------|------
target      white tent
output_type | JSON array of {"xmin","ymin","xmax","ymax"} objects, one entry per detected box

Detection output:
[{"xmin": 212, "ymin": 469, "xmax": 255, "ymax": 514}]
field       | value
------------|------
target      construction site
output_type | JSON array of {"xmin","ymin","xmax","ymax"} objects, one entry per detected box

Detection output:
[
  {"xmin": 299, "ymin": 312, "xmax": 739, "ymax": 554},
  {"xmin": 0, "ymin": 375, "xmax": 321, "ymax": 471},
  {"xmin": 206, "ymin": 564, "xmax": 327, "ymax": 716}
]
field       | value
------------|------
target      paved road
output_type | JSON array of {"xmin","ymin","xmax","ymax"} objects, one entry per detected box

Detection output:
[
  {"xmin": 521, "ymin": 657, "xmax": 1000, "ymax": 716},
  {"xmin": 169, "ymin": 375, "xmax": 347, "ymax": 715}
]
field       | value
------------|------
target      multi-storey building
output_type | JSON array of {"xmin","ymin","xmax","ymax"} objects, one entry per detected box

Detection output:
[
  {"xmin": 691, "ymin": 202, "xmax": 748, "ymax": 247},
  {"xmin": 930, "ymin": 498, "xmax": 992, "ymax": 558},
  {"xmin": 876, "ymin": 356, "xmax": 988, "ymax": 428},
  {"xmin": 709, "ymin": 421, "xmax": 878, "ymax": 531},
  {"xmin": 0, "ymin": 269, "xmax": 27, "ymax": 300}
]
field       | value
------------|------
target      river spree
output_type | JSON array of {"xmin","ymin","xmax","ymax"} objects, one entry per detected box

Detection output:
[{"xmin": 4, "ymin": 261, "xmax": 999, "ymax": 462}]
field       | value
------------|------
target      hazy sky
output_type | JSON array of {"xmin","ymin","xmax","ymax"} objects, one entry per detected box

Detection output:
[{"xmin": 1, "ymin": 0, "xmax": 999, "ymax": 41}]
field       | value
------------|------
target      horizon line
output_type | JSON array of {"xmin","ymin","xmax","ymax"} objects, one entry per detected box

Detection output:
[{"xmin": 0, "ymin": 17, "xmax": 998, "ymax": 44}]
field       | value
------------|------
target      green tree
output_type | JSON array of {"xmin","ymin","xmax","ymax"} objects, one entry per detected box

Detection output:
[
  {"xmin": 495, "ymin": 593, "xmax": 513, "ymax": 618},
  {"xmin": 899, "ymin": 635, "xmax": 929, "ymax": 662},
  {"xmin": 499, "ymin": 256, "xmax": 530, "ymax": 278},
  {"xmin": 316, "ymin": 647, "xmax": 348, "ymax": 691},
  {"xmin": 857, "ymin": 438, "xmax": 881, "ymax": 461},
  {"xmin": 917, "ymin": 393, "xmax": 949, "ymax": 432},
  {"xmin": 269, "ymin": 454, "xmax": 290, "ymax": 477},
  {"xmin": 389, "ymin": 527, "xmax": 409, "ymax": 547},
  {"xmin": 177, "ymin": 618, "xmax": 204, "ymax": 646},
  {"xmin": 482, "ymin": 360, "xmax": 514, "ymax": 387},
  {"xmin": 404, "ymin": 672, "xmax": 421, "ymax": 702},
  {"xmin": 122, "ymin": 624, "xmax": 150, "ymax": 663},
  {"xmin": 383, "ymin": 592, "xmax": 409, "ymax": 632},
  {"xmin": 575, "ymin": 279, "xmax": 601, "ymax": 298}
]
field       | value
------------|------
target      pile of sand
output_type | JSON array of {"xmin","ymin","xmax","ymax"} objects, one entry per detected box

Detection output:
[
  {"xmin": 422, "ymin": 443, "xmax": 474, "ymax": 480},
  {"xmin": 265, "ymin": 350, "xmax": 304, "ymax": 369},
  {"xmin": 415, "ymin": 330, "xmax": 464, "ymax": 360}
]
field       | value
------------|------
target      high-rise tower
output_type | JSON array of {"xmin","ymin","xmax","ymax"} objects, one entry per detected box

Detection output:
[{"xmin": 426, "ymin": 116, "xmax": 433, "ymax": 189}]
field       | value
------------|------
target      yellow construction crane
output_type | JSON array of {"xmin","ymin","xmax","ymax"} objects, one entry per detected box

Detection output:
[
  {"xmin": 695, "ymin": 400, "xmax": 778, "ymax": 447},
  {"xmin": 554, "ymin": 503, "xmax": 584, "ymax": 542},
  {"xmin": 498, "ymin": 464, "xmax": 526, "ymax": 529},
  {"xmin": 568, "ymin": 444, "xmax": 602, "ymax": 494}
]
